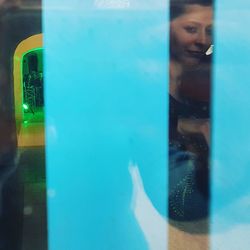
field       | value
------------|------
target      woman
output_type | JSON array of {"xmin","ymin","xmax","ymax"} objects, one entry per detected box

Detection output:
[{"xmin": 168, "ymin": 0, "xmax": 213, "ymax": 226}]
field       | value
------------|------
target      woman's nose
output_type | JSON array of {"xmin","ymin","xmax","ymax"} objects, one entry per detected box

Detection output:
[{"xmin": 195, "ymin": 30, "xmax": 208, "ymax": 47}]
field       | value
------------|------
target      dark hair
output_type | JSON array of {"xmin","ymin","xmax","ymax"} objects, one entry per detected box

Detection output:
[{"xmin": 170, "ymin": 0, "xmax": 213, "ymax": 20}]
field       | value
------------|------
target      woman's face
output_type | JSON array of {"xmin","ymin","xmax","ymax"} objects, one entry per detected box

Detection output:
[{"xmin": 170, "ymin": 4, "xmax": 213, "ymax": 67}]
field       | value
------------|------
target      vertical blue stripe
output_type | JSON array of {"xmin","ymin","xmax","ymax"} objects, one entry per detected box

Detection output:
[
  {"xmin": 211, "ymin": 0, "xmax": 250, "ymax": 248},
  {"xmin": 43, "ymin": 1, "xmax": 168, "ymax": 249}
]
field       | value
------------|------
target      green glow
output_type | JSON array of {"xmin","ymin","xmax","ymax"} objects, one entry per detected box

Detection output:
[
  {"xmin": 21, "ymin": 47, "xmax": 44, "ymax": 122},
  {"xmin": 22, "ymin": 47, "xmax": 43, "ymax": 60},
  {"xmin": 23, "ymin": 103, "xmax": 29, "ymax": 110},
  {"xmin": 21, "ymin": 47, "xmax": 43, "ymax": 114}
]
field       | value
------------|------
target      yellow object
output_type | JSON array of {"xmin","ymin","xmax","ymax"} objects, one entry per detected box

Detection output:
[{"xmin": 13, "ymin": 34, "xmax": 44, "ymax": 147}]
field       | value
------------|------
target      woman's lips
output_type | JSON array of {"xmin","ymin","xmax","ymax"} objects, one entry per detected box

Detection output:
[{"xmin": 186, "ymin": 50, "xmax": 204, "ymax": 58}]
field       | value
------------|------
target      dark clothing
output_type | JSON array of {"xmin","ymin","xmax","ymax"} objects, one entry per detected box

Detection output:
[{"xmin": 168, "ymin": 95, "xmax": 210, "ymax": 222}]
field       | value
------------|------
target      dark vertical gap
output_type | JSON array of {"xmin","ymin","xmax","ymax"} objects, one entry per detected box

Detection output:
[{"xmin": 168, "ymin": 0, "xmax": 213, "ymax": 249}]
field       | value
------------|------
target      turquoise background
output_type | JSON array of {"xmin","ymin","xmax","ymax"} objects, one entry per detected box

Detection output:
[
  {"xmin": 44, "ymin": 0, "xmax": 250, "ymax": 249},
  {"xmin": 44, "ymin": 1, "xmax": 168, "ymax": 249},
  {"xmin": 211, "ymin": 0, "xmax": 250, "ymax": 248}
]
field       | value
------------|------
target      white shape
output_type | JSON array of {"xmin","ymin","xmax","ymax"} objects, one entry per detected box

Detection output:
[
  {"xmin": 47, "ymin": 125, "xmax": 58, "ymax": 140},
  {"xmin": 212, "ymin": 224, "xmax": 250, "ymax": 250},
  {"xmin": 129, "ymin": 162, "xmax": 167, "ymax": 250},
  {"xmin": 94, "ymin": 0, "xmax": 130, "ymax": 9},
  {"xmin": 24, "ymin": 206, "xmax": 33, "ymax": 216},
  {"xmin": 206, "ymin": 44, "xmax": 214, "ymax": 55},
  {"xmin": 47, "ymin": 189, "xmax": 56, "ymax": 198}
]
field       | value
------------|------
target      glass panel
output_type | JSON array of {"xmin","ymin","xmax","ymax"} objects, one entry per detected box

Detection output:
[
  {"xmin": 211, "ymin": 0, "xmax": 250, "ymax": 249},
  {"xmin": 44, "ymin": 1, "xmax": 168, "ymax": 249}
]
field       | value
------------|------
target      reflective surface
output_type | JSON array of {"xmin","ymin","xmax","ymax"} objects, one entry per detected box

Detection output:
[
  {"xmin": 211, "ymin": 0, "xmax": 250, "ymax": 248},
  {"xmin": 1, "ymin": 0, "xmax": 250, "ymax": 249},
  {"xmin": 44, "ymin": 1, "xmax": 168, "ymax": 249},
  {"xmin": 0, "ymin": 1, "xmax": 47, "ymax": 250}
]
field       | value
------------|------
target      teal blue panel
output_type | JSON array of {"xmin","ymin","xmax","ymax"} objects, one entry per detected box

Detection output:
[
  {"xmin": 211, "ymin": 0, "xmax": 250, "ymax": 248},
  {"xmin": 43, "ymin": 1, "xmax": 168, "ymax": 250}
]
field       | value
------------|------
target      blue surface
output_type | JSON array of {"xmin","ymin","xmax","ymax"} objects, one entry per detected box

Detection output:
[
  {"xmin": 211, "ymin": 0, "xmax": 250, "ymax": 248},
  {"xmin": 44, "ymin": 1, "xmax": 168, "ymax": 249}
]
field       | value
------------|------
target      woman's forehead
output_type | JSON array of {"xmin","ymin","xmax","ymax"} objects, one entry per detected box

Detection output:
[{"xmin": 176, "ymin": 4, "xmax": 213, "ymax": 25}]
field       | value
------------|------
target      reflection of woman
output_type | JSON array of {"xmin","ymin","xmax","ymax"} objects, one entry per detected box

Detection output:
[{"xmin": 168, "ymin": 0, "xmax": 213, "ymax": 224}]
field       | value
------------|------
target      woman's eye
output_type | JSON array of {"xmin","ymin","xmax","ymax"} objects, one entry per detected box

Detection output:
[
  {"xmin": 184, "ymin": 26, "xmax": 198, "ymax": 34},
  {"xmin": 206, "ymin": 27, "xmax": 212, "ymax": 36}
]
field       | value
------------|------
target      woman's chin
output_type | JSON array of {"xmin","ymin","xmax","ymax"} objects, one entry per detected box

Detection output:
[{"xmin": 182, "ymin": 58, "xmax": 202, "ymax": 69}]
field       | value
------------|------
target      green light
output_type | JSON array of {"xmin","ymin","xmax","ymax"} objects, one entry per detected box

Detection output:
[{"xmin": 23, "ymin": 103, "xmax": 29, "ymax": 110}]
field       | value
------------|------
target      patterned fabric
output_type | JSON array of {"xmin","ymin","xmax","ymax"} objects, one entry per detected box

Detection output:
[
  {"xmin": 169, "ymin": 146, "xmax": 209, "ymax": 221},
  {"xmin": 169, "ymin": 95, "xmax": 209, "ymax": 221}
]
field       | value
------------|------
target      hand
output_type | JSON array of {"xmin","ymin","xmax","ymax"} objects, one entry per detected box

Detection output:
[{"xmin": 177, "ymin": 118, "xmax": 210, "ymax": 146}]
